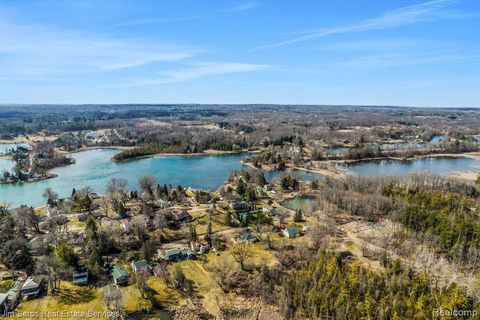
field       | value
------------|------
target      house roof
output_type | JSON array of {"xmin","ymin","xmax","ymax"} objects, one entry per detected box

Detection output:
[
  {"xmin": 22, "ymin": 276, "xmax": 42, "ymax": 290},
  {"xmin": 0, "ymin": 293, "xmax": 7, "ymax": 305},
  {"xmin": 239, "ymin": 231, "xmax": 255, "ymax": 241},
  {"xmin": 285, "ymin": 226, "xmax": 299, "ymax": 236},
  {"xmin": 111, "ymin": 265, "xmax": 128, "ymax": 279},
  {"xmin": 132, "ymin": 260, "xmax": 148, "ymax": 270},
  {"xmin": 164, "ymin": 248, "xmax": 193, "ymax": 258}
]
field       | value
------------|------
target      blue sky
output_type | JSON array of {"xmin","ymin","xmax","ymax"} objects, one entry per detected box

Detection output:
[{"xmin": 0, "ymin": 0, "xmax": 478, "ymax": 107}]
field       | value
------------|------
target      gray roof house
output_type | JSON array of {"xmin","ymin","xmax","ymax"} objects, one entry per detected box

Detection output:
[
  {"xmin": 0, "ymin": 293, "xmax": 8, "ymax": 314},
  {"xmin": 131, "ymin": 260, "xmax": 148, "ymax": 273},
  {"xmin": 283, "ymin": 226, "xmax": 300, "ymax": 238},
  {"xmin": 21, "ymin": 276, "xmax": 44, "ymax": 299},
  {"xmin": 164, "ymin": 248, "xmax": 195, "ymax": 262},
  {"xmin": 239, "ymin": 230, "xmax": 256, "ymax": 243}
]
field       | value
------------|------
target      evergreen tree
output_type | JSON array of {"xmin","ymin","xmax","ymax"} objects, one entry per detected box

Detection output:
[{"xmin": 225, "ymin": 212, "xmax": 232, "ymax": 227}]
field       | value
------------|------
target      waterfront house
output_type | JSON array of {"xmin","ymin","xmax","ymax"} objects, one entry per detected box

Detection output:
[
  {"xmin": 21, "ymin": 276, "xmax": 44, "ymax": 299},
  {"xmin": 131, "ymin": 260, "xmax": 148, "ymax": 273},
  {"xmin": 111, "ymin": 264, "xmax": 128, "ymax": 285}
]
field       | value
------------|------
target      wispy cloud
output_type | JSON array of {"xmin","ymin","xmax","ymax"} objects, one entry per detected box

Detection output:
[
  {"xmin": 231, "ymin": 2, "xmax": 259, "ymax": 12},
  {"xmin": 111, "ymin": 15, "xmax": 204, "ymax": 28},
  {"xmin": 0, "ymin": 17, "xmax": 201, "ymax": 80},
  {"xmin": 250, "ymin": 0, "xmax": 459, "ymax": 51},
  {"xmin": 338, "ymin": 51, "xmax": 480, "ymax": 68},
  {"xmin": 104, "ymin": 61, "xmax": 270, "ymax": 88}
]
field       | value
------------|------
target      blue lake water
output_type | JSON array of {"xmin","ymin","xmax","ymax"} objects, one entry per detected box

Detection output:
[
  {"xmin": 1, "ymin": 146, "xmax": 477, "ymax": 208},
  {"xmin": 346, "ymin": 157, "xmax": 480, "ymax": 177},
  {"xmin": 0, "ymin": 149, "xmax": 255, "ymax": 207}
]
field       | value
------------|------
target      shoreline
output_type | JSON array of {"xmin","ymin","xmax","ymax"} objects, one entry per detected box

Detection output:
[{"xmin": 110, "ymin": 148, "xmax": 260, "ymax": 163}]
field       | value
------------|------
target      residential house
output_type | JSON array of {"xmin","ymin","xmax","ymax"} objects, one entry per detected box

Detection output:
[
  {"xmin": 21, "ymin": 276, "xmax": 44, "ymax": 299},
  {"xmin": 46, "ymin": 206, "xmax": 58, "ymax": 218},
  {"xmin": 0, "ymin": 293, "xmax": 8, "ymax": 315},
  {"xmin": 230, "ymin": 200, "xmax": 249, "ymax": 212},
  {"xmin": 170, "ymin": 209, "xmax": 193, "ymax": 222},
  {"xmin": 262, "ymin": 205, "xmax": 276, "ymax": 216},
  {"xmin": 191, "ymin": 241, "xmax": 210, "ymax": 254},
  {"xmin": 85, "ymin": 131, "xmax": 102, "ymax": 141},
  {"xmin": 120, "ymin": 219, "xmax": 131, "ymax": 233},
  {"xmin": 239, "ymin": 230, "xmax": 256, "ymax": 243},
  {"xmin": 264, "ymin": 184, "xmax": 274, "ymax": 192},
  {"xmin": 152, "ymin": 263, "xmax": 166, "ymax": 278},
  {"xmin": 111, "ymin": 265, "xmax": 128, "ymax": 285},
  {"xmin": 164, "ymin": 248, "xmax": 195, "ymax": 262},
  {"xmin": 283, "ymin": 226, "xmax": 300, "ymax": 238},
  {"xmin": 72, "ymin": 268, "xmax": 89, "ymax": 285},
  {"xmin": 131, "ymin": 260, "xmax": 148, "ymax": 273}
]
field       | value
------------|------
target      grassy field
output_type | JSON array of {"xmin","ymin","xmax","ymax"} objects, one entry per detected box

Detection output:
[
  {"xmin": 14, "ymin": 282, "xmax": 106, "ymax": 320},
  {"xmin": 13, "ymin": 277, "xmax": 184, "ymax": 320},
  {"xmin": 0, "ymin": 279, "xmax": 14, "ymax": 292}
]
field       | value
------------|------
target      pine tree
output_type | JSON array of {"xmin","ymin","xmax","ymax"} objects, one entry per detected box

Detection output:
[{"xmin": 225, "ymin": 212, "xmax": 232, "ymax": 226}]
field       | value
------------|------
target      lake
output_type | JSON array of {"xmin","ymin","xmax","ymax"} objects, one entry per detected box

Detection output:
[
  {"xmin": 346, "ymin": 157, "xmax": 480, "ymax": 177},
  {"xmin": 0, "ymin": 149, "xmax": 322, "ymax": 208},
  {"xmin": 0, "ymin": 149, "xmax": 254, "ymax": 207}
]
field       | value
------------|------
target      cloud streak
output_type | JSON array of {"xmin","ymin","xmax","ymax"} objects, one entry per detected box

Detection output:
[
  {"xmin": 231, "ymin": 2, "xmax": 259, "ymax": 12},
  {"xmin": 0, "ymin": 17, "xmax": 201, "ymax": 80},
  {"xmin": 250, "ymin": 0, "xmax": 458, "ymax": 51},
  {"xmin": 104, "ymin": 61, "xmax": 270, "ymax": 88}
]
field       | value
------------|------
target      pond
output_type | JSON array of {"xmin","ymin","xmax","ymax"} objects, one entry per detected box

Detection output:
[
  {"xmin": 281, "ymin": 195, "xmax": 318, "ymax": 213},
  {"xmin": 346, "ymin": 157, "xmax": 480, "ymax": 177}
]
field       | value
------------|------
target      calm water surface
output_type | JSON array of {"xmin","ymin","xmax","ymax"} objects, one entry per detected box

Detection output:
[
  {"xmin": 0, "ymin": 149, "xmax": 253, "ymax": 207},
  {"xmin": 282, "ymin": 195, "xmax": 318, "ymax": 213},
  {"xmin": 346, "ymin": 157, "xmax": 480, "ymax": 177}
]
